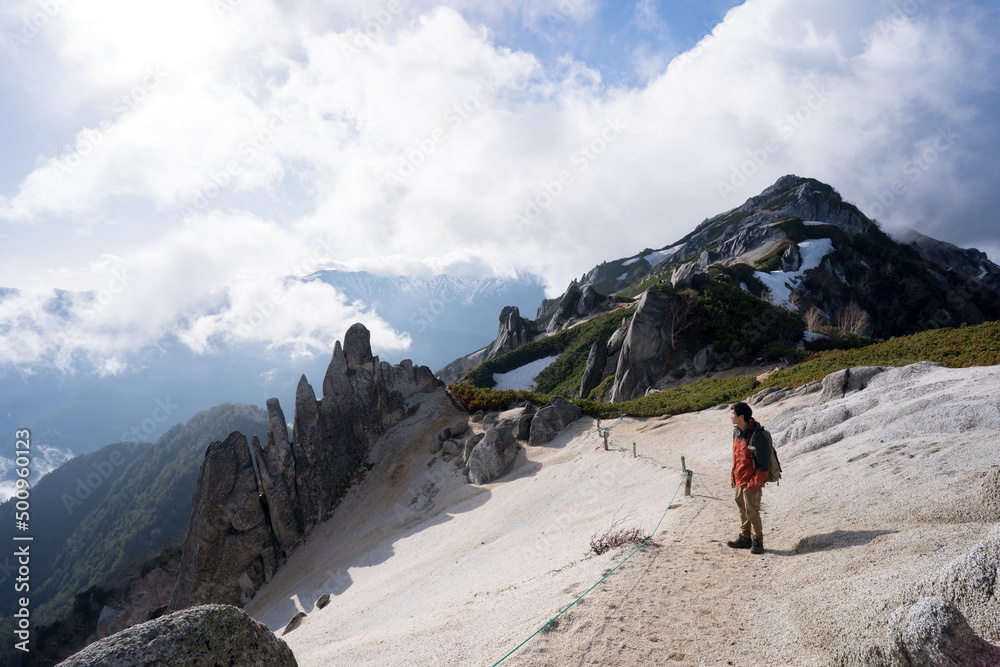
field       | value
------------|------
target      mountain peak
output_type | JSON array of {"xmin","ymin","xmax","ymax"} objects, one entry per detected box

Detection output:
[{"xmin": 536, "ymin": 175, "xmax": 1000, "ymax": 342}]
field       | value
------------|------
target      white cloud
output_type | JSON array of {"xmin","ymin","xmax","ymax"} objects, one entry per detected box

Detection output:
[
  {"xmin": 0, "ymin": 443, "xmax": 75, "ymax": 502},
  {"xmin": 0, "ymin": 212, "xmax": 410, "ymax": 369},
  {"xmin": 0, "ymin": 0, "xmax": 998, "ymax": 370}
]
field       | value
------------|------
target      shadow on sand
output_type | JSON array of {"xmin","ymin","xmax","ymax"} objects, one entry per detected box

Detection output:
[{"xmin": 763, "ymin": 529, "xmax": 898, "ymax": 556}]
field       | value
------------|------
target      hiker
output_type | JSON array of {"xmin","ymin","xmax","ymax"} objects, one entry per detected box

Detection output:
[{"xmin": 727, "ymin": 401, "xmax": 770, "ymax": 555}]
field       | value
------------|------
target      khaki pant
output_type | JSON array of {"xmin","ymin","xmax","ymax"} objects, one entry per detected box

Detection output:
[{"xmin": 735, "ymin": 485, "xmax": 763, "ymax": 541}]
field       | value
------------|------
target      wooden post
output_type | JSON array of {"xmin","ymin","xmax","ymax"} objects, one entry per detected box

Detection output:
[
  {"xmin": 684, "ymin": 470, "xmax": 693, "ymax": 496},
  {"xmin": 603, "ymin": 430, "xmax": 609, "ymax": 451},
  {"xmin": 681, "ymin": 456, "xmax": 686, "ymax": 473},
  {"xmin": 632, "ymin": 442, "xmax": 637, "ymax": 458}
]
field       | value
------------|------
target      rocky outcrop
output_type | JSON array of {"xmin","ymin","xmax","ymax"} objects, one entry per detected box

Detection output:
[
  {"xmin": 913, "ymin": 522, "xmax": 1000, "ymax": 643},
  {"xmin": 609, "ymin": 288, "xmax": 674, "ymax": 402},
  {"xmin": 466, "ymin": 425, "xmax": 520, "ymax": 485},
  {"xmin": 779, "ymin": 243, "xmax": 802, "ymax": 272},
  {"xmin": 528, "ymin": 397, "xmax": 584, "ymax": 445},
  {"xmin": 485, "ymin": 306, "xmax": 529, "ymax": 361},
  {"xmin": 900, "ymin": 228, "xmax": 1000, "ymax": 293},
  {"xmin": 170, "ymin": 432, "xmax": 279, "ymax": 609},
  {"xmin": 578, "ymin": 339, "xmax": 608, "ymax": 399},
  {"xmin": 817, "ymin": 366, "xmax": 889, "ymax": 402},
  {"xmin": 516, "ymin": 409, "xmax": 535, "ymax": 441},
  {"xmin": 669, "ymin": 261, "xmax": 708, "ymax": 290},
  {"xmin": 171, "ymin": 323, "xmax": 440, "ymax": 611},
  {"xmin": 545, "ymin": 282, "xmax": 613, "ymax": 333},
  {"xmin": 840, "ymin": 521, "xmax": 1000, "ymax": 666},
  {"xmin": 881, "ymin": 597, "xmax": 1000, "ymax": 666},
  {"xmin": 57, "ymin": 604, "xmax": 297, "ymax": 667}
]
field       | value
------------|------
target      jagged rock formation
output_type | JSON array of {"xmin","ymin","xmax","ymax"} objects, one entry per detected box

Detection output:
[
  {"xmin": 56, "ymin": 604, "xmax": 296, "ymax": 667},
  {"xmin": 608, "ymin": 288, "xmax": 674, "ymax": 402},
  {"xmin": 485, "ymin": 306, "xmax": 529, "ymax": 361},
  {"xmin": 170, "ymin": 324, "xmax": 440, "ymax": 611},
  {"xmin": 578, "ymin": 339, "xmax": 608, "ymax": 399},
  {"xmin": 170, "ymin": 431, "xmax": 279, "ymax": 608},
  {"xmin": 913, "ymin": 522, "xmax": 1000, "ymax": 645},
  {"xmin": 543, "ymin": 281, "xmax": 614, "ymax": 333},
  {"xmin": 670, "ymin": 259, "xmax": 709, "ymax": 290}
]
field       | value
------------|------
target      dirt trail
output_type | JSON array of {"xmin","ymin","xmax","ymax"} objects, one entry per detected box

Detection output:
[{"xmin": 507, "ymin": 407, "xmax": 794, "ymax": 667}]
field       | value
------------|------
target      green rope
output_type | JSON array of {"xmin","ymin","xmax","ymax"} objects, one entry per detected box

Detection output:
[
  {"xmin": 606, "ymin": 438, "xmax": 685, "ymax": 462},
  {"xmin": 489, "ymin": 474, "xmax": 687, "ymax": 666}
]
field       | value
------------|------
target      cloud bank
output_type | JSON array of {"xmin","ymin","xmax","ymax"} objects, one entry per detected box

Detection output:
[{"xmin": 0, "ymin": 0, "xmax": 997, "ymax": 369}]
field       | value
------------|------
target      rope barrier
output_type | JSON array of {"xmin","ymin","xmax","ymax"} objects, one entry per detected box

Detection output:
[
  {"xmin": 489, "ymin": 473, "xmax": 687, "ymax": 666},
  {"xmin": 606, "ymin": 439, "xmax": 685, "ymax": 462},
  {"xmin": 595, "ymin": 417, "xmax": 685, "ymax": 462}
]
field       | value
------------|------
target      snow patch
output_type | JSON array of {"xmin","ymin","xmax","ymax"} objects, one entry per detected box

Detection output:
[
  {"xmin": 492, "ymin": 355, "xmax": 560, "ymax": 391},
  {"xmin": 620, "ymin": 246, "xmax": 681, "ymax": 270},
  {"xmin": 803, "ymin": 220, "xmax": 827, "ymax": 226},
  {"xmin": 616, "ymin": 272, "xmax": 628, "ymax": 281},
  {"xmin": 643, "ymin": 246, "xmax": 681, "ymax": 267},
  {"xmin": 755, "ymin": 238, "xmax": 835, "ymax": 310}
]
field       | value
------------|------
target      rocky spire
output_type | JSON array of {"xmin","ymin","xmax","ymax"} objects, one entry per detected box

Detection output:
[
  {"xmin": 485, "ymin": 306, "xmax": 528, "ymax": 361},
  {"xmin": 171, "ymin": 324, "xmax": 441, "ymax": 611}
]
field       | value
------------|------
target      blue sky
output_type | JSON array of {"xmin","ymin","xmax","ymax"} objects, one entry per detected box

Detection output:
[{"xmin": 1, "ymin": 0, "xmax": 999, "ymax": 373}]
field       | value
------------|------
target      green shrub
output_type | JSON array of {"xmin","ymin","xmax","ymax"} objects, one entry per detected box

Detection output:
[
  {"xmin": 762, "ymin": 321, "xmax": 1000, "ymax": 389},
  {"xmin": 691, "ymin": 279, "xmax": 804, "ymax": 364},
  {"xmin": 447, "ymin": 382, "xmax": 550, "ymax": 412},
  {"xmin": 709, "ymin": 263, "xmax": 767, "ymax": 297},
  {"xmin": 576, "ymin": 375, "xmax": 762, "ymax": 419},
  {"xmin": 803, "ymin": 326, "xmax": 878, "ymax": 352}
]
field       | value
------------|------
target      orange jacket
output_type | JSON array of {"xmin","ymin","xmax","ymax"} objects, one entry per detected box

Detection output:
[{"xmin": 731, "ymin": 418, "xmax": 769, "ymax": 492}]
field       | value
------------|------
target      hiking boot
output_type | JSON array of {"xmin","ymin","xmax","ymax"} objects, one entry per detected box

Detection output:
[
  {"xmin": 726, "ymin": 534, "xmax": 752, "ymax": 549},
  {"xmin": 750, "ymin": 538, "xmax": 764, "ymax": 554}
]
